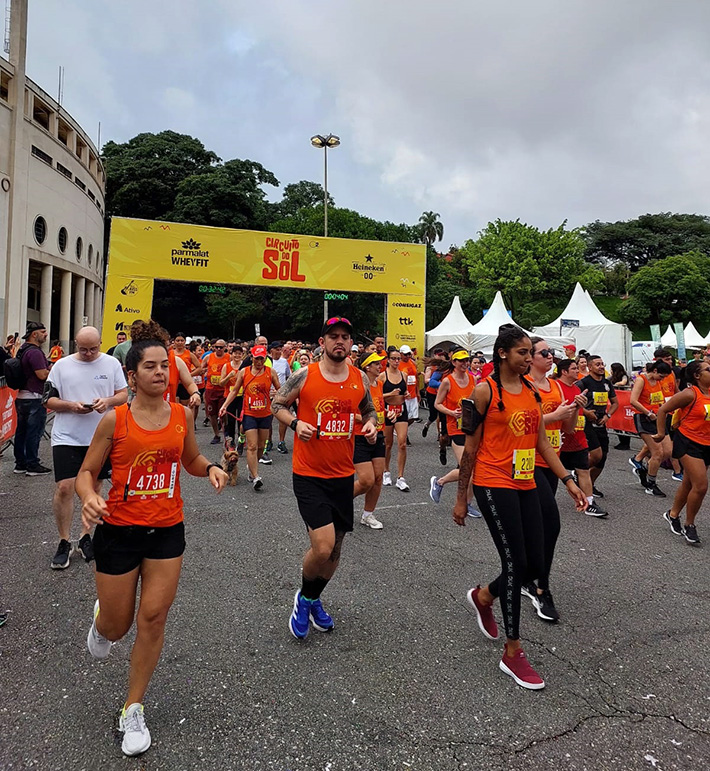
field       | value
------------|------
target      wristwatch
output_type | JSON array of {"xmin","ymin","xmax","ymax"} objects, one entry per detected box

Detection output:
[
  {"xmin": 561, "ymin": 474, "xmax": 575, "ymax": 485},
  {"xmin": 205, "ymin": 463, "xmax": 219, "ymax": 476},
  {"xmin": 290, "ymin": 418, "xmax": 299, "ymax": 432}
]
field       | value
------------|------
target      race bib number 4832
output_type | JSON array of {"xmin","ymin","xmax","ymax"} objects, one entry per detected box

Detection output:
[{"xmin": 317, "ymin": 411, "xmax": 354, "ymax": 439}]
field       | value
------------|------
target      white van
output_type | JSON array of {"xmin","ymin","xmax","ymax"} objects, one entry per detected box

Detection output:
[{"xmin": 632, "ymin": 341, "xmax": 655, "ymax": 370}]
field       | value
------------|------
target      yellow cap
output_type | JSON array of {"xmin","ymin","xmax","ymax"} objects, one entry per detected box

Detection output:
[
  {"xmin": 451, "ymin": 350, "xmax": 471, "ymax": 361},
  {"xmin": 360, "ymin": 351, "xmax": 386, "ymax": 368}
]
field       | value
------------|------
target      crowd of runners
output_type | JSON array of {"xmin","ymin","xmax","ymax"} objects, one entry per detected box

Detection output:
[{"xmin": 3, "ymin": 315, "xmax": 710, "ymax": 754}]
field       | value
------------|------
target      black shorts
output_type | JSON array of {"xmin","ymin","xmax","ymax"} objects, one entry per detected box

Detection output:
[
  {"xmin": 384, "ymin": 403, "xmax": 408, "ymax": 426},
  {"xmin": 560, "ymin": 449, "xmax": 589, "ymax": 471},
  {"xmin": 293, "ymin": 473, "xmax": 354, "ymax": 532},
  {"xmin": 93, "ymin": 521, "xmax": 186, "ymax": 575},
  {"xmin": 451, "ymin": 434, "xmax": 465, "ymax": 447},
  {"xmin": 176, "ymin": 383, "xmax": 191, "ymax": 400},
  {"xmin": 53, "ymin": 445, "xmax": 110, "ymax": 483},
  {"xmin": 353, "ymin": 433, "xmax": 386, "ymax": 464},
  {"xmin": 242, "ymin": 414, "xmax": 272, "ymax": 431},
  {"xmin": 673, "ymin": 431, "xmax": 710, "ymax": 466},
  {"xmin": 633, "ymin": 413, "xmax": 658, "ymax": 436}
]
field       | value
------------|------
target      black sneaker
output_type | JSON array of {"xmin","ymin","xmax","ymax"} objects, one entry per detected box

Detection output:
[
  {"xmin": 202, "ymin": 418, "xmax": 209, "ymax": 427},
  {"xmin": 13, "ymin": 465, "xmax": 26, "ymax": 474},
  {"xmin": 406, "ymin": 436, "xmax": 412, "ymax": 446},
  {"xmin": 258, "ymin": 453, "xmax": 272, "ymax": 465},
  {"xmin": 663, "ymin": 510, "xmax": 684, "ymax": 536},
  {"xmin": 586, "ymin": 502, "xmax": 608, "ymax": 517},
  {"xmin": 592, "ymin": 486, "xmax": 604, "ymax": 499},
  {"xmin": 533, "ymin": 589, "xmax": 560, "ymax": 622},
  {"xmin": 26, "ymin": 464, "xmax": 51, "ymax": 476},
  {"xmin": 645, "ymin": 482, "xmax": 666, "ymax": 498},
  {"xmin": 277, "ymin": 441, "xmax": 288, "ymax": 454},
  {"xmin": 439, "ymin": 446, "xmax": 447, "ymax": 466},
  {"xmin": 684, "ymin": 524, "xmax": 700, "ymax": 545},
  {"xmin": 520, "ymin": 582, "xmax": 537, "ymax": 602},
  {"xmin": 422, "ymin": 422, "xmax": 430, "ymax": 438},
  {"xmin": 51, "ymin": 539, "xmax": 73, "ymax": 570},
  {"xmin": 636, "ymin": 466, "xmax": 648, "ymax": 487},
  {"xmin": 77, "ymin": 534, "xmax": 95, "ymax": 562}
]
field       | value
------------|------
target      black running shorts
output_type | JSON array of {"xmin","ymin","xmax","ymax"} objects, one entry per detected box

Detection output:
[
  {"xmin": 293, "ymin": 473, "xmax": 354, "ymax": 532},
  {"xmin": 560, "ymin": 449, "xmax": 589, "ymax": 471},
  {"xmin": 633, "ymin": 413, "xmax": 658, "ymax": 436},
  {"xmin": 93, "ymin": 521, "xmax": 186, "ymax": 575},
  {"xmin": 673, "ymin": 430, "xmax": 710, "ymax": 466},
  {"xmin": 53, "ymin": 445, "xmax": 110, "ymax": 483},
  {"xmin": 353, "ymin": 434, "xmax": 386, "ymax": 465}
]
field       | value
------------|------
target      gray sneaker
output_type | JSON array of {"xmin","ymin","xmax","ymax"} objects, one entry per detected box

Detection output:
[
  {"xmin": 51, "ymin": 539, "xmax": 73, "ymax": 570},
  {"xmin": 87, "ymin": 600, "xmax": 112, "ymax": 659}
]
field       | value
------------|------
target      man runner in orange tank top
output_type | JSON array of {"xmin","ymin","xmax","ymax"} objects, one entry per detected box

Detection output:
[{"xmin": 272, "ymin": 317, "xmax": 378, "ymax": 640}]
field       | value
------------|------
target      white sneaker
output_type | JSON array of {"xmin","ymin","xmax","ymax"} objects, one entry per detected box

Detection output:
[
  {"xmin": 360, "ymin": 513, "xmax": 383, "ymax": 529},
  {"xmin": 396, "ymin": 477, "xmax": 410, "ymax": 492},
  {"xmin": 120, "ymin": 703, "xmax": 151, "ymax": 756},
  {"xmin": 382, "ymin": 471, "xmax": 392, "ymax": 486},
  {"xmin": 86, "ymin": 600, "xmax": 112, "ymax": 660},
  {"xmin": 252, "ymin": 476, "xmax": 263, "ymax": 491}
]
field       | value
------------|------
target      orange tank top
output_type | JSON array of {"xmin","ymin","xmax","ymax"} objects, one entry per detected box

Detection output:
[
  {"xmin": 399, "ymin": 360, "xmax": 419, "ymax": 400},
  {"xmin": 242, "ymin": 366, "xmax": 272, "ymax": 417},
  {"xmin": 48, "ymin": 345, "xmax": 63, "ymax": 363},
  {"xmin": 529, "ymin": 376, "xmax": 564, "ymax": 467},
  {"xmin": 636, "ymin": 374, "xmax": 665, "ymax": 413},
  {"xmin": 660, "ymin": 372, "xmax": 676, "ymax": 399},
  {"xmin": 293, "ymin": 363, "xmax": 364, "ymax": 478},
  {"xmin": 355, "ymin": 379, "xmax": 385, "ymax": 434},
  {"xmin": 223, "ymin": 360, "xmax": 241, "ymax": 398},
  {"xmin": 205, "ymin": 353, "xmax": 228, "ymax": 390},
  {"xmin": 472, "ymin": 377, "xmax": 541, "ymax": 491},
  {"xmin": 164, "ymin": 349, "xmax": 180, "ymax": 404},
  {"xmin": 676, "ymin": 386, "xmax": 710, "ymax": 445},
  {"xmin": 104, "ymin": 403, "xmax": 186, "ymax": 527},
  {"xmin": 175, "ymin": 349, "xmax": 193, "ymax": 370},
  {"xmin": 443, "ymin": 372, "xmax": 476, "ymax": 436}
]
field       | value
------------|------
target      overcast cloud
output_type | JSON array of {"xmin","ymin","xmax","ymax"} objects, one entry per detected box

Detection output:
[{"xmin": 15, "ymin": 0, "xmax": 710, "ymax": 247}]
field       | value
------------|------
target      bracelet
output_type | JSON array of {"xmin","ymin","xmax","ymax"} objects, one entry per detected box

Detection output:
[
  {"xmin": 205, "ymin": 463, "xmax": 218, "ymax": 476},
  {"xmin": 290, "ymin": 418, "xmax": 299, "ymax": 432},
  {"xmin": 561, "ymin": 474, "xmax": 575, "ymax": 485}
]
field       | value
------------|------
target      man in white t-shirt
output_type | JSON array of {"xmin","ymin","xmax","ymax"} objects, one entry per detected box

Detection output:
[
  {"xmin": 268, "ymin": 341, "xmax": 291, "ymax": 454},
  {"xmin": 43, "ymin": 327, "xmax": 127, "ymax": 570}
]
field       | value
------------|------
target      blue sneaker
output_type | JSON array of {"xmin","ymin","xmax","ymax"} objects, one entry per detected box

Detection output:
[
  {"xmin": 672, "ymin": 472, "xmax": 684, "ymax": 482},
  {"xmin": 629, "ymin": 456, "xmax": 643, "ymax": 472},
  {"xmin": 309, "ymin": 598, "xmax": 334, "ymax": 632},
  {"xmin": 429, "ymin": 475, "xmax": 443, "ymax": 504},
  {"xmin": 467, "ymin": 502, "xmax": 482, "ymax": 518},
  {"xmin": 289, "ymin": 591, "xmax": 311, "ymax": 639}
]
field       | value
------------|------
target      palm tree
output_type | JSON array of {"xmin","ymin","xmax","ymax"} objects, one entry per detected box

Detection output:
[{"xmin": 418, "ymin": 211, "xmax": 444, "ymax": 246}]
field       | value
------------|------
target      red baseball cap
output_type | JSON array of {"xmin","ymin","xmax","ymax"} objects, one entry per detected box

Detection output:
[{"xmin": 251, "ymin": 345, "xmax": 267, "ymax": 358}]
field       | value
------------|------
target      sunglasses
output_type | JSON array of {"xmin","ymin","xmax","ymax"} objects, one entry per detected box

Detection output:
[
  {"xmin": 325, "ymin": 316, "xmax": 351, "ymax": 326},
  {"xmin": 536, "ymin": 349, "xmax": 553, "ymax": 358},
  {"xmin": 214, "ymin": 346, "xmax": 225, "ymax": 349}
]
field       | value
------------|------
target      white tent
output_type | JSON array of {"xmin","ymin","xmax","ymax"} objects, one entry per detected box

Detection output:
[
  {"xmin": 425, "ymin": 295, "xmax": 477, "ymax": 351},
  {"xmin": 660, "ymin": 325, "xmax": 677, "ymax": 348},
  {"xmin": 684, "ymin": 322, "xmax": 707, "ymax": 349},
  {"xmin": 533, "ymin": 283, "xmax": 633, "ymax": 369},
  {"xmin": 468, "ymin": 291, "xmax": 573, "ymax": 356}
]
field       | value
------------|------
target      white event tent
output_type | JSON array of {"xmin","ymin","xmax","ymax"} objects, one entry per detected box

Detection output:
[
  {"xmin": 425, "ymin": 295, "xmax": 477, "ymax": 350},
  {"xmin": 684, "ymin": 322, "xmax": 707, "ymax": 349},
  {"xmin": 660, "ymin": 325, "xmax": 677, "ymax": 348},
  {"xmin": 533, "ymin": 283, "xmax": 632, "ymax": 369}
]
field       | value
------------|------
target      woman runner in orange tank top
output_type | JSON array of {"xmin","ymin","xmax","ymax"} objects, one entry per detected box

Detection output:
[
  {"xmin": 654, "ymin": 360, "xmax": 710, "ymax": 544},
  {"xmin": 172, "ymin": 333, "xmax": 203, "ymax": 420},
  {"xmin": 453, "ymin": 325, "xmax": 586, "ymax": 691},
  {"xmin": 76, "ymin": 320, "xmax": 228, "ymax": 758}
]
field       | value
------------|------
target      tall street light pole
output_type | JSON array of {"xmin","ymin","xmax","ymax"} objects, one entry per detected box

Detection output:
[{"xmin": 310, "ymin": 134, "xmax": 340, "ymax": 237}]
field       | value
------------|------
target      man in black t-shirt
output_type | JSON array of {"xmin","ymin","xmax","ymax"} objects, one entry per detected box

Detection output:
[{"xmin": 577, "ymin": 355, "xmax": 618, "ymax": 498}]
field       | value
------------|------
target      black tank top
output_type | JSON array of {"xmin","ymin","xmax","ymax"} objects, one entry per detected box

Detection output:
[{"xmin": 383, "ymin": 369, "xmax": 407, "ymax": 397}]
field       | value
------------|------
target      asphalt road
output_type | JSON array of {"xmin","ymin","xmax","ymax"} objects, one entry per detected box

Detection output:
[{"xmin": 1, "ymin": 417, "xmax": 709, "ymax": 771}]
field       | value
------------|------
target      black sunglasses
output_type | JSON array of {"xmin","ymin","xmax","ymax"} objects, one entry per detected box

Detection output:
[{"xmin": 536, "ymin": 349, "xmax": 553, "ymax": 358}]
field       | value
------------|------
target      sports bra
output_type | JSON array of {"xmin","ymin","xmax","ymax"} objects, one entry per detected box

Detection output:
[{"xmin": 382, "ymin": 369, "xmax": 407, "ymax": 397}]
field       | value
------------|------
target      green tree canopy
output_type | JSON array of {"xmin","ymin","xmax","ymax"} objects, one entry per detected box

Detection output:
[
  {"xmin": 102, "ymin": 131, "xmax": 219, "ymax": 220},
  {"xmin": 582, "ymin": 213, "xmax": 710, "ymax": 270},
  {"xmin": 619, "ymin": 251, "xmax": 710, "ymax": 327},
  {"xmin": 270, "ymin": 205, "xmax": 417, "ymax": 242},
  {"xmin": 417, "ymin": 211, "xmax": 444, "ymax": 246},
  {"xmin": 274, "ymin": 180, "xmax": 333, "ymax": 220}
]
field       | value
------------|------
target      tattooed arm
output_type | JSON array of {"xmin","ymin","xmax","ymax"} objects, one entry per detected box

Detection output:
[
  {"xmin": 358, "ymin": 371, "xmax": 378, "ymax": 444},
  {"xmin": 272, "ymin": 367, "xmax": 316, "ymax": 441}
]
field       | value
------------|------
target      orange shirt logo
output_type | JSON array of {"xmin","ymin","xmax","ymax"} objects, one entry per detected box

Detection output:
[{"xmin": 508, "ymin": 409, "xmax": 540, "ymax": 437}]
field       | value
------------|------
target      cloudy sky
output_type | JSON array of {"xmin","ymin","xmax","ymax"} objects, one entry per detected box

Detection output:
[{"xmin": 14, "ymin": 0, "xmax": 710, "ymax": 247}]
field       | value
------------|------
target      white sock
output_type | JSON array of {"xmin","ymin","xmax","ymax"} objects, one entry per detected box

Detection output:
[
  {"xmin": 362, "ymin": 510, "xmax": 373, "ymax": 519},
  {"xmin": 587, "ymin": 496, "xmax": 594, "ymax": 505}
]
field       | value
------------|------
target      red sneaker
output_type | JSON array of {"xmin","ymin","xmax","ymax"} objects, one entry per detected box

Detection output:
[
  {"xmin": 499, "ymin": 645, "xmax": 545, "ymax": 690},
  {"xmin": 466, "ymin": 586, "xmax": 499, "ymax": 640}
]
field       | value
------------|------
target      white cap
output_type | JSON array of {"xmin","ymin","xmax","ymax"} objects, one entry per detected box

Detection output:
[
  {"xmin": 351, "ymin": 345, "xmax": 359, "ymax": 352},
  {"xmin": 399, "ymin": 345, "xmax": 412, "ymax": 354}
]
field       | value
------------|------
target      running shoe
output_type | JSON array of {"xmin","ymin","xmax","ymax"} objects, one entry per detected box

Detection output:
[
  {"xmin": 0, "ymin": 612, "xmax": 7, "ymax": 626},
  {"xmin": 252, "ymin": 476, "xmax": 263, "ymax": 491},
  {"xmin": 51, "ymin": 539, "xmax": 73, "ymax": 570},
  {"xmin": 635, "ymin": 466, "xmax": 648, "ymax": 487},
  {"xmin": 663, "ymin": 510, "xmax": 684, "ymax": 536},
  {"xmin": 309, "ymin": 598, "xmax": 335, "ymax": 632},
  {"xmin": 467, "ymin": 503, "xmax": 482, "ymax": 518},
  {"xmin": 264, "ymin": 439, "xmax": 273, "ymax": 453},
  {"xmin": 533, "ymin": 589, "xmax": 559, "ymax": 622},
  {"xmin": 13, "ymin": 465, "xmax": 26, "ymax": 474},
  {"xmin": 382, "ymin": 471, "xmax": 392, "ymax": 486},
  {"xmin": 645, "ymin": 482, "xmax": 666, "ymax": 497},
  {"xmin": 237, "ymin": 440, "xmax": 245, "ymax": 456},
  {"xmin": 210, "ymin": 436, "xmax": 221, "ymax": 445},
  {"xmin": 289, "ymin": 591, "xmax": 311, "ymax": 639},
  {"xmin": 77, "ymin": 534, "xmax": 94, "ymax": 562},
  {"xmin": 520, "ymin": 583, "xmax": 537, "ymax": 602},
  {"xmin": 429, "ymin": 476, "xmax": 443, "ymax": 503},
  {"xmin": 86, "ymin": 599, "xmax": 112, "ymax": 660},
  {"xmin": 395, "ymin": 477, "xmax": 410, "ymax": 492},
  {"xmin": 439, "ymin": 446, "xmax": 447, "ymax": 466},
  {"xmin": 629, "ymin": 456, "xmax": 643, "ymax": 472},
  {"xmin": 422, "ymin": 422, "xmax": 430, "ymax": 438},
  {"xmin": 26, "ymin": 464, "xmax": 51, "ymax": 476},
  {"xmin": 499, "ymin": 645, "xmax": 545, "ymax": 690},
  {"xmin": 684, "ymin": 524, "xmax": 700, "ymax": 545},
  {"xmin": 202, "ymin": 418, "xmax": 209, "ymax": 426},
  {"xmin": 277, "ymin": 441, "xmax": 288, "ymax": 454},
  {"xmin": 360, "ymin": 513, "xmax": 383, "ymax": 529},
  {"xmin": 672, "ymin": 472, "xmax": 684, "ymax": 482},
  {"xmin": 592, "ymin": 486, "xmax": 604, "ymax": 498},
  {"xmin": 120, "ymin": 703, "xmax": 151, "ymax": 756},
  {"xmin": 466, "ymin": 585, "xmax": 499, "ymax": 640},
  {"xmin": 586, "ymin": 502, "xmax": 608, "ymax": 517},
  {"xmin": 258, "ymin": 453, "xmax": 273, "ymax": 465},
  {"xmin": 406, "ymin": 436, "xmax": 412, "ymax": 447}
]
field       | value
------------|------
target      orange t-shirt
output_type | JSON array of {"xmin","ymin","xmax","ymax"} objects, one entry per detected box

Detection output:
[
  {"xmin": 242, "ymin": 366, "xmax": 272, "ymax": 417},
  {"xmin": 355, "ymin": 379, "xmax": 385, "ymax": 434},
  {"xmin": 676, "ymin": 386, "xmax": 710, "ymax": 445},
  {"xmin": 635, "ymin": 374, "xmax": 665, "ymax": 413},
  {"xmin": 48, "ymin": 345, "xmax": 63, "ymax": 363},
  {"xmin": 660, "ymin": 372, "xmax": 676, "ymax": 400},
  {"xmin": 104, "ymin": 403, "xmax": 186, "ymax": 527},
  {"xmin": 443, "ymin": 372, "xmax": 476, "ymax": 436},
  {"xmin": 529, "ymin": 376, "xmax": 564, "ymax": 467},
  {"xmin": 205, "ymin": 353, "xmax": 228, "ymax": 391},
  {"xmin": 293, "ymin": 363, "xmax": 364, "ymax": 478},
  {"xmin": 399, "ymin": 359, "xmax": 419, "ymax": 400},
  {"xmin": 472, "ymin": 377, "xmax": 541, "ymax": 490}
]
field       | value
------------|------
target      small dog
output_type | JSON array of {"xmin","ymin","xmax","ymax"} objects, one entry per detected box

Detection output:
[{"xmin": 221, "ymin": 447, "xmax": 239, "ymax": 486}]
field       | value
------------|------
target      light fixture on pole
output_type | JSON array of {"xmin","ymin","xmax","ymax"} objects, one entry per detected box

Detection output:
[{"xmin": 310, "ymin": 133, "xmax": 340, "ymax": 237}]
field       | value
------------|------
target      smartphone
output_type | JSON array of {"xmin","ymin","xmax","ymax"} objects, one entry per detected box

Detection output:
[{"xmin": 82, "ymin": 403, "xmax": 95, "ymax": 410}]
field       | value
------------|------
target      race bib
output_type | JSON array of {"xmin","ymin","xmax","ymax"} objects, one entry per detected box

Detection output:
[
  {"xmin": 317, "ymin": 411, "xmax": 354, "ymax": 440},
  {"xmin": 247, "ymin": 395, "xmax": 266, "ymax": 411},
  {"xmin": 192, "ymin": 375, "xmax": 203, "ymax": 386},
  {"xmin": 545, "ymin": 429, "xmax": 561, "ymax": 451},
  {"xmin": 649, "ymin": 391, "xmax": 664, "ymax": 405},
  {"xmin": 125, "ymin": 461, "xmax": 178, "ymax": 501},
  {"xmin": 210, "ymin": 375, "xmax": 221, "ymax": 385},
  {"xmin": 512, "ymin": 448, "xmax": 535, "ymax": 481},
  {"xmin": 407, "ymin": 375, "xmax": 416, "ymax": 386},
  {"xmin": 593, "ymin": 392, "xmax": 609, "ymax": 406},
  {"xmin": 705, "ymin": 404, "xmax": 710, "ymax": 422},
  {"xmin": 376, "ymin": 410, "xmax": 385, "ymax": 429},
  {"xmin": 575, "ymin": 414, "xmax": 586, "ymax": 431},
  {"xmin": 389, "ymin": 404, "xmax": 403, "ymax": 417}
]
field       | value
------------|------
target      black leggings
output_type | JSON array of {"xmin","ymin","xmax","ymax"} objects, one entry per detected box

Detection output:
[
  {"xmin": 426, "ymin": 392, "xmax": 438, "ymax": 423},
  {"xmin": 223, "ymin": 396, "xmax": 243, "ymax": 445},
  {"xmin": 473, "ymin": 486, "xmax": 545, "ymax": 640},
  {"xmin": 533, "ymin": 466, "xmax": 560, "ymax": 593}
]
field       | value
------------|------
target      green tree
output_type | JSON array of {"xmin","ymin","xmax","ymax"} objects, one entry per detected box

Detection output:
[
  {"xmin": 270, "ymin": 206, "xmax": 417, "ymax": 242},
  {"xmin": 417, "ymin": 211, "xmax": 444, "ymax": 246},
  {"xmin": 582, "ymin": 213, "xmax": 710, "ymax": 270},
  {"xmin": 459, "ymin": 219, "xmax": 603, "ymax": 320},
  {"xmin": 619, "ymin": 251, "xmax": 710, "ymax": 327},
  {"xmin": 274, "ymin": 180, "xmax": 333, "ymax": 220},
  {"xmin": 204, "ymin": 289, "xmax": 264, "ymax": 340},
  {"xmin": 102, "ymin": 131, "xmax": 219, "ymax": 219}
]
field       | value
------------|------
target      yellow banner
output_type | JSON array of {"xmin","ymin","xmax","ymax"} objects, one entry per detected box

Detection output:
[
  {"xmin": 101, "ymin": 275, "xmax": 154, "ymax": 349},
  {"xmin": 107, "ymin": 218, "xmax": 425, "ymax": 296},
  {"xmin": 387, "ymin": 294, "xmax": 426, "ymax": 361}
]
